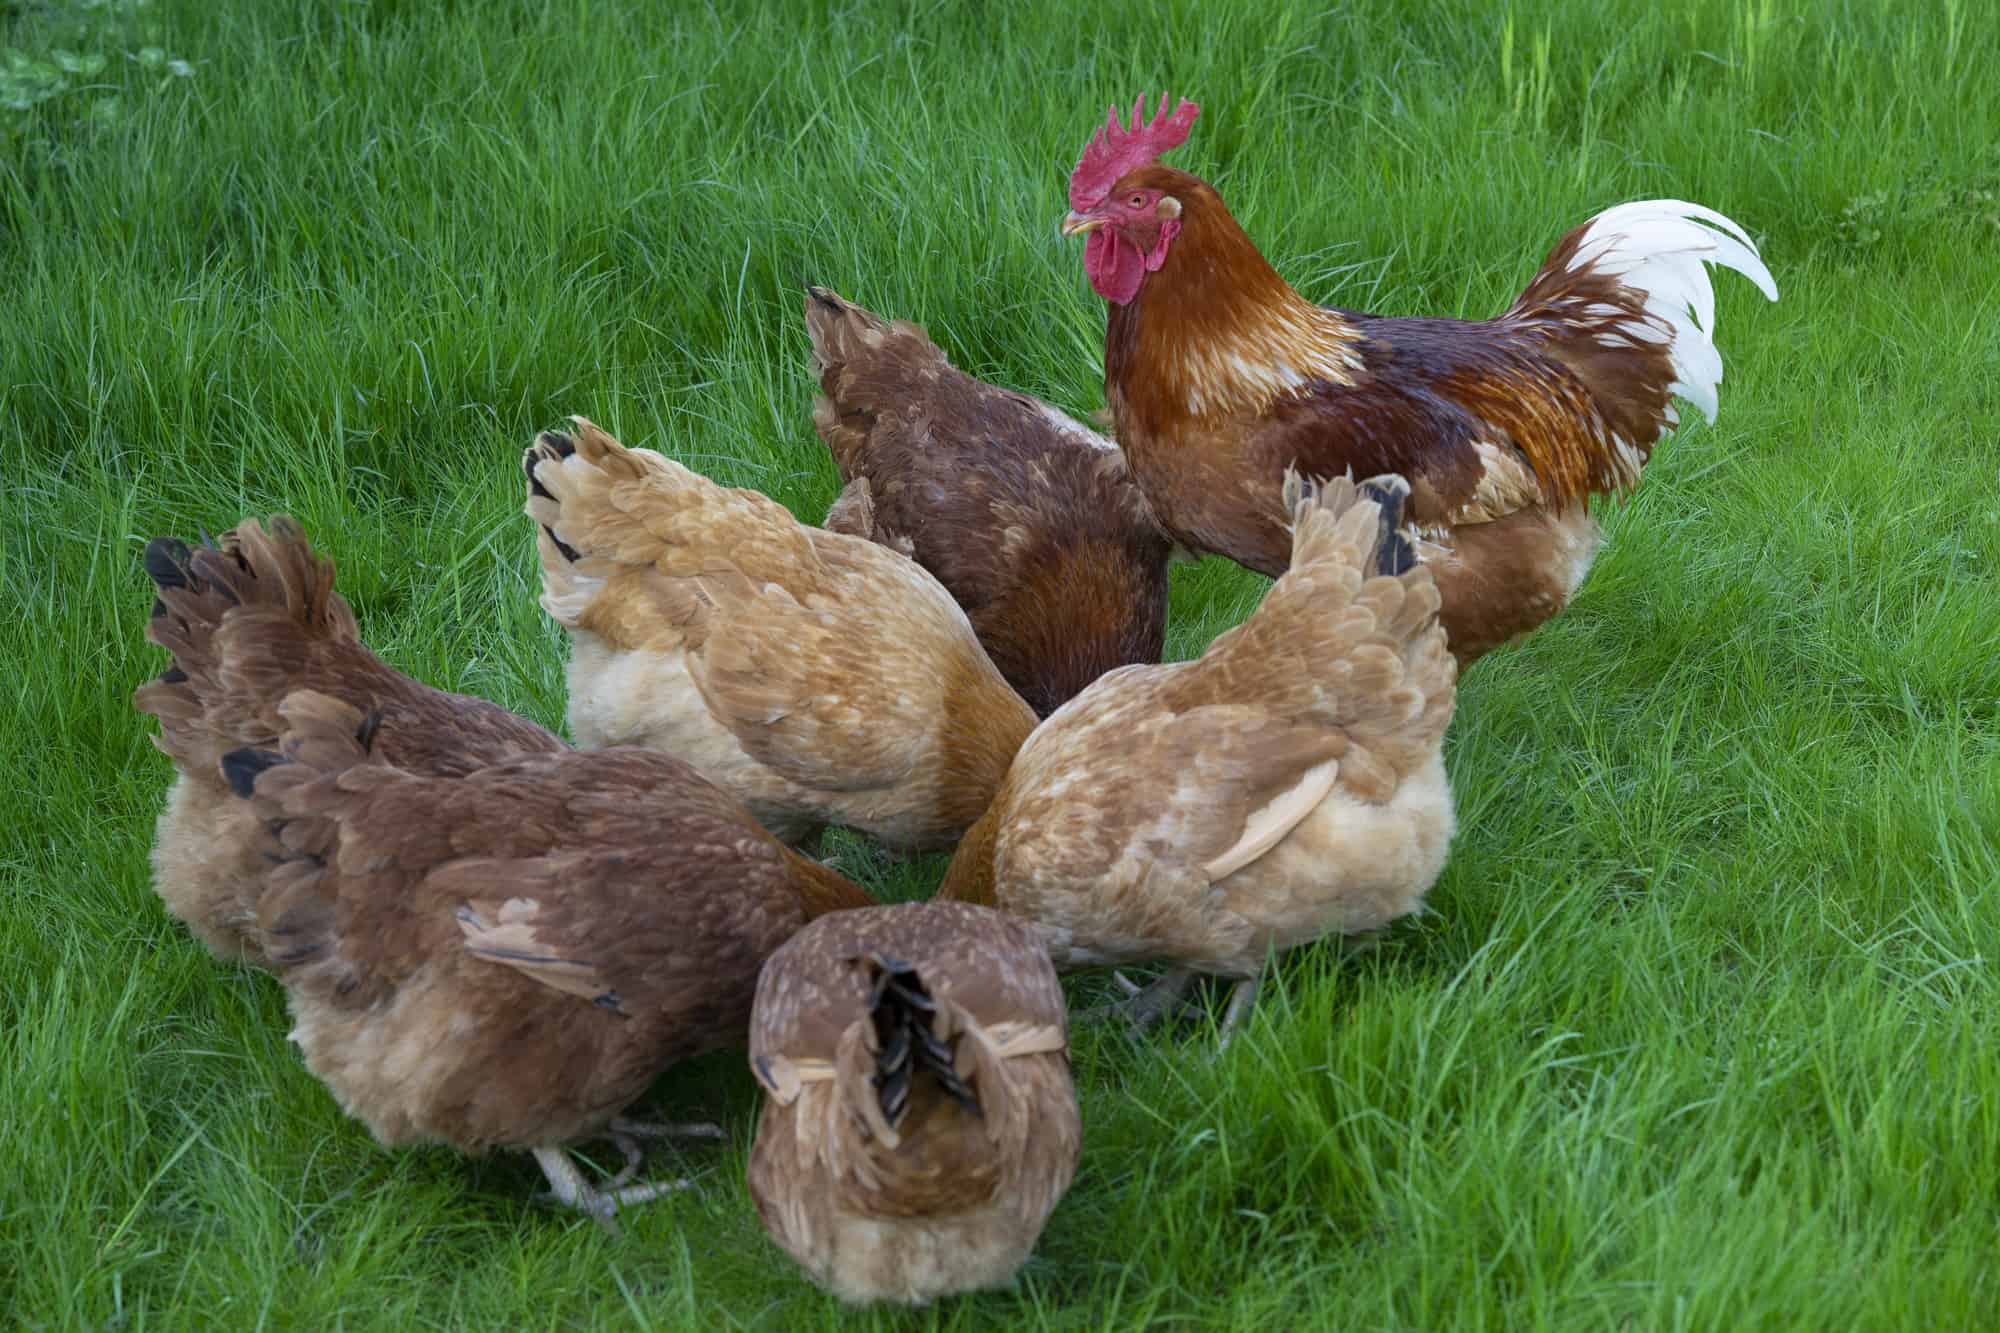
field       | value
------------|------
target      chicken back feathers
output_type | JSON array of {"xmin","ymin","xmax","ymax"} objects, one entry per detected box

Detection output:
[
  {"xmin": 132, "ymin": 517, "xmax": 562, "ymax": 962},
  {"xmin": 804, "ymin": 286, "xmax": 1171, "ymax": 717},
  {"xmin": 748, "ymin": 900, "xmax": 1077, "ymax": 1306},
  {"xmin": 1072, "ymin": 98, "xmax": 1776, "ymax": 662},
  {"xmin": 940, "ymin": 472, "xmax": 1456, "ymax": 978},
  {"xmin": 523, "ymin": 417, "xmax": 1037, "ymax": 849},
  {"xmin": 224, "ymin": 689, "xmax": 871, "ymax": 1155}
]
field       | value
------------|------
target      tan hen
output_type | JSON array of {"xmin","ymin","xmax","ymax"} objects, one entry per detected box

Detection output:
[
  {"xmin": 941, "ymin": 472, "xmax": 1456, "ymax": 1043},
  {"xmin": 524, "ymin": 418, "xmax": 1037, "ymax": 850}
]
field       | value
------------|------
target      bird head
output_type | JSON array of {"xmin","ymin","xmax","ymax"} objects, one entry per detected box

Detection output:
[{"xmin": 1062, "ymin": 94, "xmax": 1200, "ymax": 305}]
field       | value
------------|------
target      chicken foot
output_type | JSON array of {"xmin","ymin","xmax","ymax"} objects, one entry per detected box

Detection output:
[
  {"xmin": 1080, "ymin": 966, "xmax": 1200, "ymax": 1029},
  {"xmin": 598, "ymin": 1116, "xmax": 727, "ymax": 1190},
  {"xmin": 531, "ymin": 1145, "xmax": 697, "ymax": 1231},
  {"xmin": 1083, "ymin": 968, "xmax": 1265, "ymax": 1049}
]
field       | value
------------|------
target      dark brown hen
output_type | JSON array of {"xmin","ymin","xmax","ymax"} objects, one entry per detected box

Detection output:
[{"xmin": 805, "ymin": 287, "xmax": 1171, "ymax": 716}]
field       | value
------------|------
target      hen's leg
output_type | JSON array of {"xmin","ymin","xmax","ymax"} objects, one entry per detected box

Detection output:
[
  {"xmin": 609, "ymin": 1115, "xmax": 727, "ymax": 1143},
  {"xmin": 1215, "ymin": 975, "xmax": 1264, "ymax": 1050},
  {"xmin": 599, "ymin": 1132, "xmax": 646, "ymax": 1191},
  {"xmin": 598, "ymin": 1116, "xmax": 726, "ymax": 1189},
  {"xmin": 1081, "ymin": 966, "xmax": 1201, "ymax": 1029},
  {"xmin": 531, "ymin": 1146, "xmax": 695, "ymax": 1232}
]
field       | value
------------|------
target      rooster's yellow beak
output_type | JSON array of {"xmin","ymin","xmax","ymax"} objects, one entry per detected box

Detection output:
[{"xmin": 1060, "ymin": 210, "xmax": 1106, "ymax": 239}]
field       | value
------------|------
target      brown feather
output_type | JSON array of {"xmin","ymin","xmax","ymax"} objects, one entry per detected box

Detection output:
[
  {"xmin": 131, "ymin": 517, "xmax": 563, "ymax": 963},
  {"xmin": 747, "ymin": 900, "xmax": 1077, "ymax": 1306},
  {"xmin": 804, "ymin": 287, "xmax": 1171, "ymax": 716}
]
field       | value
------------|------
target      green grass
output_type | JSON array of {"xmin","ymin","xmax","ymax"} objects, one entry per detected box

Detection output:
[{"xmin": 3, "ymin": 0, "xmax": 1997, "ymax": 1325}]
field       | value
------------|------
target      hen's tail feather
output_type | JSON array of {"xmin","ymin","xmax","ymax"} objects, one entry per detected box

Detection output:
[
  {"xmin": 220, "ymin": 746, "xmax": 286, "ymax": 799},
  {"xmin": 803, "ymin": 285, "xmax": 948, "ymax": 480},
  {"xmin": 1251, "ymin": 470, "xmax": 1452, "ymax": 786},
  {"xmin": 805, "ymin": 284, "xmax": 898, "ymax": 355},
  {"xmin": 523, "ymin": 415, "xmax": 813, "ymax": 629},
  {"xmin": 523, "ymin": 429, "xmax": 584, "ymax": 563},
  {"xmin": 1281, "ymin": 469, "xmax": 1419, "ymax": 583},
  {"xmin": 521, "ymin": 417, "xmax": 648, "ymax": 626},
  {"xmin": 1357, "ymin": 477, "xmax": 1417, "ymax": 578},
  {"xmin": 222, "ymin": 691, "xmax": 385, "ymax": 970},
  {"xmin": 863, "ymin": 953, "xmax": 980, "ymax": 1128},
  {"xmin": 134, "ymin": 517, "xmax": 359, "ymax": 770}
]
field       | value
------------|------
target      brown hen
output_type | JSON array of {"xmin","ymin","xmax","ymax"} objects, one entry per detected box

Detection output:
[
  {"xmin": 805, "ymin": 286, "xmax": 1171, "ymax": 717},
  {"xmin": 747, "ymin": 899, "xmax": 1077, "ymax": 1305},
  {"xmin": 222, "ymin": 689, "xmax": 873, "ymax": 1221}
]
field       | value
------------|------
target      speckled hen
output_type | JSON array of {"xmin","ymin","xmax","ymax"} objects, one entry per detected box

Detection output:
[{"xmin": 747, "ymin": 900, "xmax": 1078, "ymax": 1305}]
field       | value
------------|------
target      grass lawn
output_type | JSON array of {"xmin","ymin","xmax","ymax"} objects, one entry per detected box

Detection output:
[{"xmin": 4, "ymin": 0, "xmax": 1997, "ymax": 1325}]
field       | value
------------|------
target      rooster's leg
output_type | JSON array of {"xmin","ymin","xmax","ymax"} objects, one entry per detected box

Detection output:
[
  {"xmin": 1082, "ymin": 966, "xmax": 1201, "ymax": 1029},
  {"xmin": 1215, "ymin": 975, "xmax": 1264, "ymax": 1050},
  {"xmin": 531, "ymin": 1145, "xmax": 696, "ymax": 1232}
]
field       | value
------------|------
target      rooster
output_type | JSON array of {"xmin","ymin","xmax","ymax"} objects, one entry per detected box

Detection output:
[{"xmin": 1060, "ymin": 95, "xmax": 1778, "ymax": 663}]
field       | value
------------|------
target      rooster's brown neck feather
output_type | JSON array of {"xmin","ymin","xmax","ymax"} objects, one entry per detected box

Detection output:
[{"xmin": 1105, "ymin": 169, "xmax": 1364, "ymax": 441}]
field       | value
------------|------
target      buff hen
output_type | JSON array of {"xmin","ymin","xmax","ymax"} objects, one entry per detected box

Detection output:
[
  {"xmin": 941, "ymin": 472, "xmax": 1455, "ymax": 1044},
  {"xmin": 524, "ymin": 418, "xmax": 1037, "ymax": 850}
]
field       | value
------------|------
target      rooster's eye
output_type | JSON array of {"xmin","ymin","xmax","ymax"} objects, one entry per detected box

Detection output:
[{"xmin": 1129, "ymin": 193, "xmax": 1146, "ymax": 208}]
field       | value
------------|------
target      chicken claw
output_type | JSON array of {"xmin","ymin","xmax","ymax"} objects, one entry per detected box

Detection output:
[
  {"xmin": 531, "ymin": 1146, "xmax": 697, "ymax": 1233},
  {"xmin": 1084, "ymin": 969, "xmax": 1266, "ymax": 1049},
  {"xmin": 1213, "ymin": 976, "xmax": 1263, "ymax": 1051},
  {"xmin": 598, "ymin": 1117, "xmax": 727, "ymax": 1190},
  {"xmin": 1081, "ymin": 967, "xmax": 1201, "ymax": 1030}
]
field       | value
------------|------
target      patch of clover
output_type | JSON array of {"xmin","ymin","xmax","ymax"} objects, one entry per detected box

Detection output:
[{"xmin": 2, "ymin": 0, "xmax": 194, "ymax": 129}]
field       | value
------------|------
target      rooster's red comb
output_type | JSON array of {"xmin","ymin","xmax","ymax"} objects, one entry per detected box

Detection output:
[{"xmin": 1068, "ymin": 93, "xmax": 1200, "ymax": 210}]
